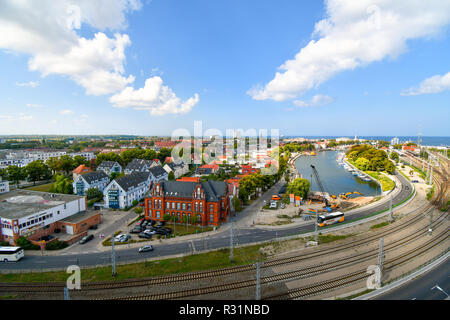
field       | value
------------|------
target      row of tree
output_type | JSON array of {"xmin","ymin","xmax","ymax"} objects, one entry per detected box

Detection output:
[
  {"xmin": 346, "ymin": 145, "xmax": 396, "ymax": 174},
  {"xmin": 95, "ymin": 147, "xmax": 172, "ymax": 167}
]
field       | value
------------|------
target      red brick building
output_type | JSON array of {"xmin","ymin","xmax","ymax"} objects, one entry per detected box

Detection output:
[{"xmin": 145, "ymin": 180, "xmax": 231, "ymax": 226}]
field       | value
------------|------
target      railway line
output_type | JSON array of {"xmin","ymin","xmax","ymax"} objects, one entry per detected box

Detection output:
[
  {"xmin": 1, "ymin": 154, "xmax": 447, "ymax": 300},
  {"xmin": 0, "ymin": 195, "xmax": 438, "ymax": 294}
]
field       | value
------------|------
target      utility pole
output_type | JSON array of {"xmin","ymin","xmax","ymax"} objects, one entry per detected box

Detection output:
[
  {"xmin": 429, "ymin": 208, "xmax": 433, "ymax": 236},
  {"xmin": 111, "ymin": 232, "xmax": 117, "ymax": 277},
  {"xmin": 378, "ymin": 238, "xmax": 384, "ymax": 287},
  {"xmin": 389, "ymin": 193, "xmax": 394, "ymax": 222},
  {"xmin": 429, "ymin": 166, "xmax": 433, "ymax": 185},
  {"xmin": 255, "ymin": 262, "xmax": 263, "ymax": 300},
  {"xmin": 314, "ymin": 212, "xmax": 318, "ymax": 243},
  {"xmin": 229, "ymin": 222, "xmax": 234, "ymax": 263}
]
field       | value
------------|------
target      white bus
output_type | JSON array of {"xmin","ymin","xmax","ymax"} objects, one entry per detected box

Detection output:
[
  {"xmin": 317, "ymin": 211, "xmax": 345, "ymax": 227},
  {"xmin": 0, "ymin": 246, "xmax": 24, "ymax": 262}
]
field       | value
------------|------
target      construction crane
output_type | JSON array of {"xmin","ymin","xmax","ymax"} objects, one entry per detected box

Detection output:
[{"xmin": 310, "ymin": 165, "xmax": 330, "ymax": 207}]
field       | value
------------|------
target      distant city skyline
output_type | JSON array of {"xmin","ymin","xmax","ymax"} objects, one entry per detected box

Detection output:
[{"xmin": 1, "ymin": 1, "xmax": 449, "ymax": 136}]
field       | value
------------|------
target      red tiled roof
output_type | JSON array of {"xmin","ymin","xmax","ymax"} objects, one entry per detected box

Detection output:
[{"xmin": 72, "ymin": 165, "xmax": 91, "ymax": 174}]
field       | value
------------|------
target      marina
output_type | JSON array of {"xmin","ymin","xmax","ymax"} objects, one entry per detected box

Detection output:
[{"xmin": 295, "ymin": 151, "xmax": 380, "ymax": 197}]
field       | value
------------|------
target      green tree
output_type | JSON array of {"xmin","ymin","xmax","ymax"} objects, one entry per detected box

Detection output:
[
  {"xmin": 232, "ymin": 196, "xmax": 242, "ymax": 212},
  {"xmin": 49, "ymin": 173, "xmax": 73, "ymax": 194},
  {"xmin": 96, "ymin": 152, "xmax": 122, "ymax": 167},
  {"xmin": 73, "ymin": 155, "xmax": 88, "ymax": 167},
  {"xmin": 25, "ymin": 160, "xmax": 51, "ymax": 185},
  {"xmin": 58, "ymin": 155, "xmax": 75, "ymax": 175},
  {"xmin": 390, "ymin": 151, "xmax": 399, "ymax": 163},
  {"xmin": 355, "ymin": 157, "xmax": 370, "ymax": 171},
  {"xmin": 86, "ymin": 188, "xmax": 103, "ymax": 200},
  {"xmin": 168, "ymin": 171, "xmax": 175, "ymax": 181},
  {"xmin": 157, "ymin": 148, "xmax": 172, "ymax": 162},
  {"xmin": 286, "ymin": 178, "xmax": 310, "ymax": 199},
  {"xmin": 7, "ymin": 165, "xmax": 26, "ymax": 187}
]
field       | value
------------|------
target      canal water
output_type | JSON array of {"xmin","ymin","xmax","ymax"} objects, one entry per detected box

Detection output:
[{"xmin": 294, "ymin": 151, "xmax": 380, "ymax": 196}]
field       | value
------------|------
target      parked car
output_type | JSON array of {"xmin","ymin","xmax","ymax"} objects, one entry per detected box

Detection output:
[
  {"xmin": 89, "ymin": 225, "xmax": 98, "ymax": 230},
  {"xmin": 144, "ymin": 229, "xmax": 156, "ymax": 235},
  {"xmin": 138, "ymin": 245, "xmax": 153, "ymax": 253},
  {"xmin": 115, "ymin": 234, "xmax": 126, "ymax": 242},
  {"xmin": 412, "ymin": 180, "xmax": 419, "ymax": 183},
  {"xmin": 141, "ymin": 220, "xmax": 149, "ymax": 227},
  {"xmin": 269, "ymin": 201, "xmax": 277, "ymax": 209},
  {"xmin": 149, "ymin": 220, "xmax": 157, "ymax": 226},
  {"xmin": 280, "ymin": 203, "xmax": 286, "ymax": 209},
  {"xmin": 130, "ymin": 226, "xmax": 143, "ymax": 234},
  {"xmin": 79, "ymin": 234, "xmax": 94, "ymax": 244},
  {"xmin": 138, "ymin": 232, "xmax": 152, "ymax": 239},
  {"xmin": 119, "ymin": 234, "xmax": 131, "ymax": 242}
]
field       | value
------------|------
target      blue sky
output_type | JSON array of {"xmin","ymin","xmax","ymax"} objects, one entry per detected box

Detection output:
[{"xmin": 0, "ymin": 0, "xmax": 449, "ymax": 137}]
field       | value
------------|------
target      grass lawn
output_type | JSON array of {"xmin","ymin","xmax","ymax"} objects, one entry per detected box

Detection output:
[
  {"xmin": 370, "ymin": 221, "xmax": 390, "ymax": 229},
  {"xmin": 0, "ymin": 242, "xmax": 268, "ymax": 283},
  {"xmin": 366, "ymin": 172, "xmax": 395, "ymax": 192},
  {"xmin": 25, "ymin": 183, "xmax": 54, "ymax": 192}
]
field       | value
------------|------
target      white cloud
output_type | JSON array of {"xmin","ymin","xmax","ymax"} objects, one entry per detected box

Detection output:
[
  {"xmin": 110, "ymin": 76, "xmax": 200, "ymax": 116},
  {"xmin": 16, "ymin": 81, "xmax": 39, "ymax": 88},
  {"xmin": 401, "ymin": 71, "xmax": 450, "ymax": 96},
  {"xmin": 249, "ymin": 0, "xmax": 450, "ymax": 101},
  {"xmin": 0, "ymin": 0, "xmax": 141, "ymax": 95},
  {"xmin": 293, "ymin": 94, "xmax": 334, "ymax": 107},
  {"xmin": 26, "ymin": 103, "xmax": 41, "ymax": 108},
  {"xmin": 59, "ymin": 109, "xmax": 74, "ymax": 115}
]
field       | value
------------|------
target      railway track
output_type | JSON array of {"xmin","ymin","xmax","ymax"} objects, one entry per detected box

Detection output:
[
  {"xmin": 108, "ymin": 226, "xmax": 450, "ymax": 300},
  {"xmin": 0, "ymin": 201, "xmax": 437, "ymax": 294}
]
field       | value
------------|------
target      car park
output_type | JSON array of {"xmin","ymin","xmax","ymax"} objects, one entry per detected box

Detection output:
[
  {"xmin": 269, "ymin": 201, "xmax": 277, "ymax": 209},
  {"xmin": 119, "ymin": 234, "xmax": 131, "ymax": 242},
  {"xmin": 138, "ymin": 245, "xmax": 153, "ymax": 253},
  {"xmin": 156, "ymin": 221, "xmax": 165, "ymax": 227},
  {"xmin": 115, "ymin": 234, "xmax": 125, "ymax": 242},
  {"xmin": 79, "ymin": 234, "xmax": 94, "ymax": 244},
  {"xmin": 138, "ymin": 232, "xmax": 152, "ymax": 239},
  {"xmin": 144, "ymin": 229, "xmax": 156, "ymax": 235},
  {"xmin": 412, "ymin": 180, "xmax": 419, "ymax": 183}
]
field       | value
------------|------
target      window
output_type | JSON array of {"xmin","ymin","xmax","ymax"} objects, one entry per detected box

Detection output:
[
  {"xmin": 188, "ymin": 203, "xmax": 192, "ymax": 211},
  {"xmin": 209, "ymin": 214, "xmax": 214, "ymax": 222},
  {"xmin": 154, "ymin": 199, "xmax": 157, "ymax": 208},
  {"xmin": 195, "ymin": 202, "xmax": 198, "ymax": 212},
  {"xmin": 166, "ymin": 202, "xmax": 170, "ymax": 209},
  {"xmin": 182, "ymin": 203, "xmax": 186, "ymax": 210},
  {"xmin": 209, "ymin": 204, "xmax": 213, "ymax": 213},
  {"xmin": 158, "ymin": 199, "xmax": 162, "ymax": 209},
  {"xmin": 177, "ymin": 202, "xmax": 180, "ymax": 210},
  {"xmin": 172, "ymin": 202, "xmax": 175, "ymax": 209},
  {"xmin": 156, "ymin": 211, "xmax": 160, "ymax": 219},
  {"xmin": 199, "ymin": 203, "xmax": 203, "ymax": 212}
]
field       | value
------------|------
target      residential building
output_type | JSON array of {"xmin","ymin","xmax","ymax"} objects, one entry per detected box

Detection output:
[
  {"xmin": 73, "ymin": 171, "xmax": 110, "ymax": 196},
  {"xmin": 103, "ymin": 172, "xmax": 152, "ymax": 209},
  {"xmin": 72, "ymin": 164, "xmax": 92, "ymax": 181},
  {"xmin": 145, "ymin": 180, "xmax": 231, "ymax": 226},
  {"xmin": 124, "ymin": 159, "xmax": 158, "ymax": 174},
  {"xmin": 0, "ymin": 178, "xmax": 9, "ymax": 194},
  {"xmin": 149, "ymin": 165, "xmax": 169, "ymax": 183},
  {"xmin": 163, "ymin": 161, "xmax": 189, "ymax": 179},
  {"xmin": 391, "ymin": 137, "xmax": 400, "ymax": 145},
  {"xmin": 97, "ymin": 161, "xmax": 122, "ymax": 176}
]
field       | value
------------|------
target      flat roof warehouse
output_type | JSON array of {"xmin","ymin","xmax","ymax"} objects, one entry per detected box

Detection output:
[{"xmin": 0, "ymin": 189, "xmax": 85, "ymax": 220}]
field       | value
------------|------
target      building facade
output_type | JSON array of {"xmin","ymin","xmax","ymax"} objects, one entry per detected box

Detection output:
[
  {"xmin": 145, "ymin": 180, "xmax": 230, "ymax": 226},
  {"xmin": 103, "ymin": 172, "xmax": 152, "ymax": 209},
  {"xmin": 73, "ymin": 171, "xmax": 110, "ymax": 196},
  {"xmin": 97, "ymin": 161, "xmax": 122, "ymax": 175}
]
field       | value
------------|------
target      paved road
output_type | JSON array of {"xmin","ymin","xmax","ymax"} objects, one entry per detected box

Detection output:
[
  {"xmin": 374, "ymin": 258, "xmax": 450, "ymax": 300},
  {"xmin": 0, "ymin": 171, "xmax": 414, "ymax": 271}
]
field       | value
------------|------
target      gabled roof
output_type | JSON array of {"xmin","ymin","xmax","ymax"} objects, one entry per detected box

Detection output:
[
  {"xmin": 115, "ymin": 171, "xmax": 151, "ymax": 192},
  {"xmin": 149, "ymin": 165, "xmax": 168, "ymax": 179},
  {"xmin": 98, "ymin": 161, "xmax": 121, "ymax": 169},
  {"xmin": 125, "ymin": 159, "xmax": 153, "ymax": 171},
  {"xmin": 73, "ymin": 164, "xmax": 91, "ymax": 174},
  {"xmin": 156, "ymin": 180, "xmax": 227, "ymax": 202},
  {"xmin": 80, "ymin": 171, "xmax": 109, "ymax": 184}
]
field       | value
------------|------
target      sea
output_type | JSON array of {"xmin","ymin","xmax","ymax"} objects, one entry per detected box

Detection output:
[{"xmin": 284, "ymin": 136, "xmax": 450, "ymax": 147}]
